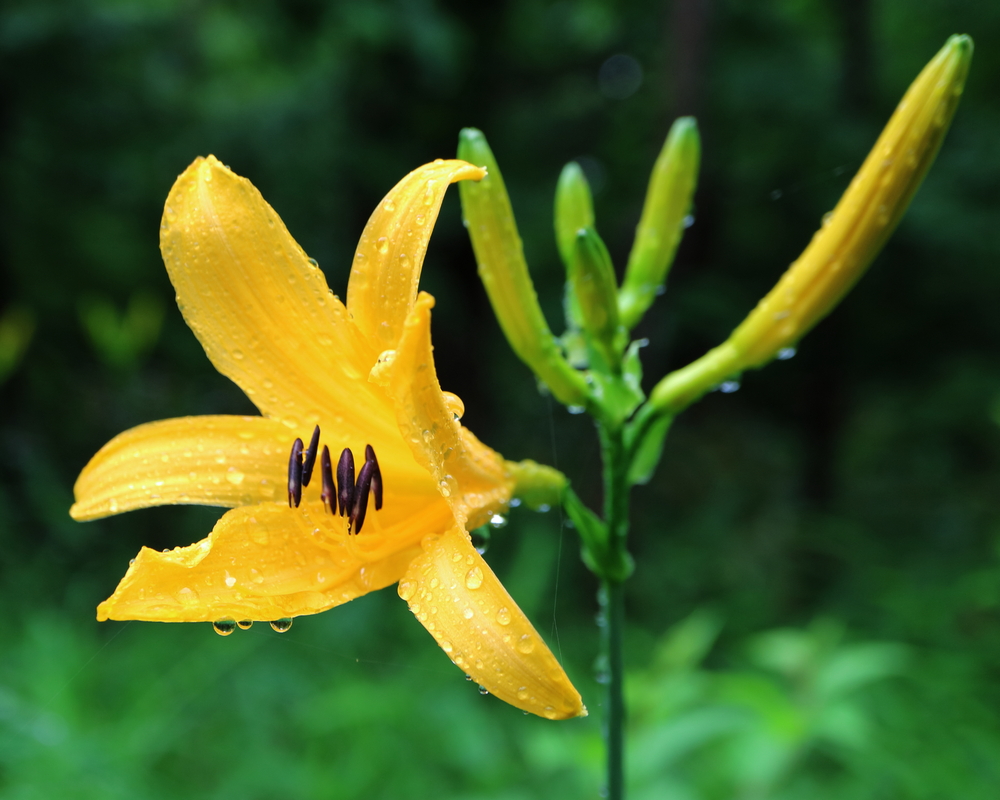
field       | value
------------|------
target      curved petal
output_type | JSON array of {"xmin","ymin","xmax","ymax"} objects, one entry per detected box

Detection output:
[
  {"xmin": 398, "ymin": 526, "xmax": 586, "ymax": 720},
  {"xmin": 379, "ymin": 292, "xmax": 513, "ymax": 528},
  {"xmin": 346, "ymin": 160, "xmax": 485, "ymax": 353},
  {"xmin": 98, "ymin": 496, "xmax": 454, "ymax": 622},
  {"xmin": 71, "ymin": 415, "xmax": 293, "ymax": 521},
  {"xmin": 160, "ymin": 156, "xmax": 403, "ymax": 459}
]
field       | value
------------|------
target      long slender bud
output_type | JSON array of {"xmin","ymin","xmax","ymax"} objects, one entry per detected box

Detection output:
[
  {"xmin": 619, "ymin": 117, "xmax": 700, "ymax": 330},
  {"xmin": 458, "ymin": 128, "xmax": 590, "ymax": 407},
  {"xmin": 648, "ymin": 35, "xmax": 972, "ymax": 416},
  {"xmin": 727, "ymin": 34, "xmax": 973, "ymax": 370}
]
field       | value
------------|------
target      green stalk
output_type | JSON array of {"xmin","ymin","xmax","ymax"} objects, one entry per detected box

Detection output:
[{"xmin": 598, "ymin": 422, "xmax": 629, "ymax": 800}]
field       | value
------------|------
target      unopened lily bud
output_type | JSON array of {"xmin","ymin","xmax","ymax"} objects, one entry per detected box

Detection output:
[
  {"xmin": 728, "ymin": 34, "xmax": 972, "ymax": 369},
  {"xmin": 572, "ymin": 226, "xmax": 621, "ymax": 362},
  {"xmin": 458, "ymin": 128, "xmax": 590, "ymax": 407},
  {"xmin": 555, "ymin": 163, "xmax": 595, "ymax": 270},
  {"xmin": 648, "ymin": 35, "xmax": 972, "ymax": 416},
  {"xmin": 619, "ymin": 117, "xmax": 700, "ymax": 330}
]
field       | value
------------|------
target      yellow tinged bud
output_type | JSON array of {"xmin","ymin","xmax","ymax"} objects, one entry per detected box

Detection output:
[
  {"xmin": 649, "ymin": 35, "xmax": 972, "ymax": 415},
  {"xmin": 728, "ymin": 34, "xmax": 972, "ymax": 369},
  {"xmin": 458, "ymin": 128, "xmax": 590, "ymax": 407}
]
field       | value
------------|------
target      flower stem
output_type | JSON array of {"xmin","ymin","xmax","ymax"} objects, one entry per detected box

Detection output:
[
  {"xmin": 600, "ymin": 577, "xmax": 625, "ymax": 799},
  {"xmin": 598, "ymin": 422, "xmax": 629, "ymax": 799}
]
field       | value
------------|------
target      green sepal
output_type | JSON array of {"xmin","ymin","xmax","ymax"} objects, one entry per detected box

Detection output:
[
  {"xmin": 619, "ymin": 117, "xmax": 700, "ymax": 330},
  {"xmin": 587, "ymin": 339, "xmax": 646, "ymax": 428},
  {"xmin": 626, "ymin": 413, "xmax": 673, "ymax": 486},
  {"xmin": 564, "ymin": 485, "xmax": 634, "ymax": 582}
]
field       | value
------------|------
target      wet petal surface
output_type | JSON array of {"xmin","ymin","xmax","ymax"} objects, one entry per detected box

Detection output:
[
  {"xmin": 398, "ymin": 526, "xmax": 585, "ymax": 720},
  {"xmin": 99, "ymin": 496, "xmax": 453, "ymax": 622},
  {"xmin": 347, "ymin": 160, "xmax": 485, "ymax": 353},
  {"xmin": 383, "ymin": 292, "xmax": 512, "ymax": 528},
  {"xmin": 71, "ymin": 415, "xmax": 292, "ymax": 520}
]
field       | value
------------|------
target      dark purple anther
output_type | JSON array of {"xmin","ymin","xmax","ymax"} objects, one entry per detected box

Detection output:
[
  {"xmin": 365, "ymin": 444, "xmax": 383, "ymax": 511},
  {"xmin": 287, "ymin": 438, "xmax": 304, "ymax": 508},
  {"xmin": 336, "ymin": 448, "xmax": 355, "ymax": 517},
  {"xmin": 301, "ymin": 425, "xmax": 321, "ymax": 487},
  {"xmin": 350, "ymin": 460, "xmax": 376, "ymax": 534},
  {"xmin": 320, "ymin": 445, "xmax": 335, "ymax": 514}
]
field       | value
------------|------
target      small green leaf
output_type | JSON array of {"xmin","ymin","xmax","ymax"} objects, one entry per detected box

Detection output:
[{"xmin": 627, "ymin": 416, "xmax": 671, "ymax": 486}]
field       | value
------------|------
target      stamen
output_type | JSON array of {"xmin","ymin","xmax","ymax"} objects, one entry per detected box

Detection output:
[
  {"xmin": 301, "ymin": 425, "xmax": 321, "ymax": 487},
  {"xmin": 320, "ymin": 445, "xmax": 335, "ymax": 514},
  {"xmin": 350, "ymin": 460, "xmax": 376, "ymax": 534},
  {"xmin": 365, "ymin": 444, "xmax": 383, "ymax": 511},
  {"xmin": 337, "ymin": 448, "xmax": 355, "ymax": 517},
  {"xmin": 287, "ymin": 438, "xmax": 304, "ymax": 508}
]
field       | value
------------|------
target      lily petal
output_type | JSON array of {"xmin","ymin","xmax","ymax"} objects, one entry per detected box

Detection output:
[
  {"xmin": 71, "ymin": 415, "xmax": 294, "ymax": 520},
  {"xmin": 160, "ymin": 156, "xmax": 404, "ymax": 460},
  {"xmin": 98, "ymin": 496, "xmax": 454, "ymax": 622},
  {"xmin": 380, "ymin": 291, "xmax": 512, "ymax": 528},
  {"xmin": 398, "ymin": 526, "xmax": 586, "ymax": 720},
  {"xmin": 347, "ymin": 160, "xmax": 485, "ymax": 354}
]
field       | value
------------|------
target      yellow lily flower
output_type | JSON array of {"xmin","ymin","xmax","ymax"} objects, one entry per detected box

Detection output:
[{"xmin": 70, "ymin": 155, "xmax": 585, "ymax": 721}]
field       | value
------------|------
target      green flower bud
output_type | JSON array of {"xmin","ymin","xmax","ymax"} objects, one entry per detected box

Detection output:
[
  {"xmin": 572, "ymin": 226, "xmax": 621, "ymax": 367},
  {"xmin": 618, "ymin": 117, "xmax": 700, "ymax": 331},
  {"xmin": 554, "ymin": 162, "xmax": 595, "ymax": 270}
]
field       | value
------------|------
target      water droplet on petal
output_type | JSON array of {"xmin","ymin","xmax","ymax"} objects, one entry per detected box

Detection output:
[
  {"xmin": 226, "ymin": 469, "xmax": 245, "ymax": 485},
  {"xmin": 517, "ymin": 687, "xmax": 529, "ymax": 701},
  {"xmin": 516, "ymin": 633, "xmax": 535, "ymax": 654},
  {"xmin": 237, "ymin": 620, "xmax": 254, "ymax": 630},
  {"xmin": 478, "ymin": 684, "xmax": 490, "ymax": 696},
  {"xmin": 377, "ymin": 236, "xmax": 389, "ymax": 254},
  {"xmin": 777, "ymin": 347, "xmax": 797, "ymax": 360},
  {"xmin": 232, "ymin": 349, "xmax": 244, "ymax": 360},
  {"xmin": 496, "ymin": 607, "xmax": 511, "ymax": 626},
  {"xmin": 719, "ymin": 380, "xmax": 740, "ymax": 393},
  {"xmin": 441, "ymin": 391, "xmax": 465, "ymax": 420},
  {"xmin": 463, "ymin": 608, "xmax": 474, "ymax": 620},
  {"xmin": 465, "ymin": 567, "xmax": 484, "ymax": 590},
  {"xmin": 489, "ymin": 514, "xmax": 507, "ymax": 529},
  {"xmin": 399, "ymin": 580, "xmax": 416, "ymax": 601},
  {"xmin": 270, "ymin": 618, "xmax": 293, "ymax": 633},
  {"xmin": 213, "ymin": 618, "xmax": 237, "ymax": 636}
]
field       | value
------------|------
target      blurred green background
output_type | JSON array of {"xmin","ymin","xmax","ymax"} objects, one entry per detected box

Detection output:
[{"xmin": 2, "ymin": 0, "xmax": 999, "ymax": 797}]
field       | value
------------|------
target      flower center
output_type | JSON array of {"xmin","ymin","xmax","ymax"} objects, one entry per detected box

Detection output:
[{"xmin": 287, "ymin": 426, "xmax": 383, "ymax": 534}]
